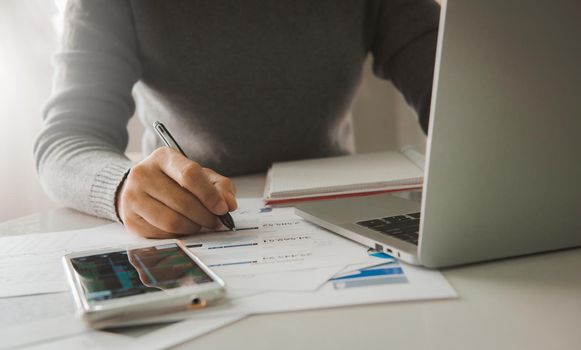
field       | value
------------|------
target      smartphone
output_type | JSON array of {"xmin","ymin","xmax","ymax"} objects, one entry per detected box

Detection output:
[{"xmin": 63, "ymin": 240, "xmax": 225, "ymax": 328}]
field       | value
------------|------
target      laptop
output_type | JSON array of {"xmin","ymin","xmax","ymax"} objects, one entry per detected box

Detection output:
[{"xmin": 295, "ymin": 0, "xmax": 581, "ymax": 268}]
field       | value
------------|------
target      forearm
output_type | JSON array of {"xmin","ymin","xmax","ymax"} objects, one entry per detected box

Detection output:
[
  {"xmin": 34, "ymin": 73, "xmax": 136, "ymax": 221},
  {"xmin": 371, "ymin": 0, "xmax": 440, "ymax": 134},
  {"xmin": 34, "ymin": 0, "xmax": 141, "ymax": 220},
  {"xmin": 388, "ymin": 29, "xmax": 438, "ymax": 133},
  {"xmin": 34, "ymin": 131, "xmax": 132, "ymax": 221}
]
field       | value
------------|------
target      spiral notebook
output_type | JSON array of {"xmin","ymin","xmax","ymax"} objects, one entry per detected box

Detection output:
[{"xmin": 263, "ymin": 147, "xmax": 425, "ymax": 205}]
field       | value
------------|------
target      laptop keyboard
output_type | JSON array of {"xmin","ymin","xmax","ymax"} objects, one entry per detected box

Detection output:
[{"xmin": 356, "ymin": 212, "xmax": 420, "ymax": 245}]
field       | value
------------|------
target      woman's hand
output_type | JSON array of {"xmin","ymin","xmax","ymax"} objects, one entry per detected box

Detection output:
[{"xmin": 116, "ymin": 147, "xmax": 237, "ymax": 238}]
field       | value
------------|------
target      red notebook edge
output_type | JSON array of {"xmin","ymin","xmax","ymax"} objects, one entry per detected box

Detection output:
[{"xmin": 264, "ymin": 185, "xmax": 423, "ymax": 206}]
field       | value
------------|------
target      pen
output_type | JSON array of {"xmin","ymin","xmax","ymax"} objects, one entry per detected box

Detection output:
[{"xmin": 153, "ymin": 121, "xmax": 236, "ymax": 231}]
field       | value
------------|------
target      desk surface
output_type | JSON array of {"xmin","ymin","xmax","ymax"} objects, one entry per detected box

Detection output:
[{"xmin": 1, "ymin": 174, "xmax": 580, "ymax": 350}]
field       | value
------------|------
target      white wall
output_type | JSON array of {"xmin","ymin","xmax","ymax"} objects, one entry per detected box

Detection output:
[
  {"xmin": 0, "ymin": 1, "xmax": 59, "ymax": 222},
  {"xmin": 352, "ymin": 59, "xmax": 426, "ymax": 154},
  {"xmin": 0, "ymin": 2, "xmax": 427, "ymax": 222}
]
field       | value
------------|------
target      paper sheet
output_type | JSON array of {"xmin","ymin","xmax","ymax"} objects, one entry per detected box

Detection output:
[
  {"xmin": 224, "ymin": 265, "xmax": 343, "ymax": 291},
  {"xmin": 0, "ymin": 315, "xmax": 89, "ymax": 350},
  {"xmin": 227, "ymin": 261, "xmax": 456, "ymax": 314},
  {"xmin": 17, "ymin": 314, "xmax": 247, "ymax": 350},
  {"xmin": 124, "ymin": 314, "xmax": 247, "ymax": 350},
  {"xmin": 0, "ymin": 293, "xmax": 75, "ymax": 330},
  {"xmin": 0, "ymin": 200, "xmax": 365, "ymax": 298},
  {"xmin": 0, "ymin": 198, "xmax": 457, "ymax": 350},
  {"xmin": 183, "ymin": 202, "xmax": 369, "ymax": 290},
  {"xmin": 0, "ymin": 292, "xmax": 247, "ymax": 350},
  {"xmin": 0, "ymin": 223, "xmax": 144, "ymax": 258},
  {"xmin": 334, "ymin": 248, "xmax": 396, "ymax": 276},
  {"xmin": 158, "ymin": 249, "xmax": 457, "ymax": 320},
  {"xmin": 20, "ymin": 331, "xmax": 134, "ymax": 350},
  {"xmin": 0, "ymin": 223, "xmax": 146, "ymax": 298},
  {"xmin": 0, "ymin": 293, "xmax": 90, "ymax": 349},
  {"xmin": 0, "ymin": 253, "xmax": 68, "ymax": 297},
  {"xmin": 0, "ymin": 199, "xmax": 366, "ymax": 349}
]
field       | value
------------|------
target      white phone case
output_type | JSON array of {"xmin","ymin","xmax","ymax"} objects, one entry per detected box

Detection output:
[{"xmin": 63, "ymin": 239, "xmax": 226, "ymax": 328}]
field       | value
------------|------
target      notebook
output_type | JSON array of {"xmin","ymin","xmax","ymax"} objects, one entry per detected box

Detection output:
[{"xmin": 263, "ymin": 147, "xmax": 425, "ymax": 205}]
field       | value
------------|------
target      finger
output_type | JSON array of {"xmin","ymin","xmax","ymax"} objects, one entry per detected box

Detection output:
[
  {"xmin": 143, "ymin": 169, "xmax": 222, "ymax": 229},
  {"xmin": 204, "ymin": 169, "xmax": 238, "ymax": 211},
  {"xmin": 204, "ymin": 168, "xmax": 236, "ymax": 194},
  {"xmin": 222, "ymin": 191, "xmax": 237, "ymax": 212},
  {"xmin": 124, "ymin": 213, "xmax": 179, "ymax": 239},
  {"xmin": 131, "ymin": 193, "xmax": 202, "ymax": 235},
  {"xmin": 157, "ymin": 149, "xmax": 229, "ymax": 215}
]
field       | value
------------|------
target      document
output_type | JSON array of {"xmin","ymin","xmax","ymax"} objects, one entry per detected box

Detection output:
[
  {"xmin": 228, "ymin": 260, "xmax": 456, "ymax": 314},
  {"xmin": 183, "ymin": 201, "xmax": 370, "ymax": 291},
  {"xmin": 0, "ymin": 197, "xmax": 457, "ymax": 350},
  {"xmin": 334, "ymin": 248, "xmax": 396, "ymax": 277},
  {"xmin": 0, "ymin": 199, "xmax": 366, "ymax": 297},
  {"xmin": 159, "ymin": 248, "xmax": 457, "ymax": 320},
  {"xmin": 0, "ymin": 198, "xmax": 370, "ymax": 348},
  {"xmin": 224, "ymin": 266, "xmax": 342, "ymax": 292}
]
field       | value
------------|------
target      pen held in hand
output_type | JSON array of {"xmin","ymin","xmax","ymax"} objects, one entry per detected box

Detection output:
[{"xmin": 153, "ymin": 121, "xmax": 236, "ymax": 231}]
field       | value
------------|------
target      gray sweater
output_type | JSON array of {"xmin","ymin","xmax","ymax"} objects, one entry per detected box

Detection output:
[{"xmin": 34, "ymin": 0, "xmax": 440, "ymax": 222}]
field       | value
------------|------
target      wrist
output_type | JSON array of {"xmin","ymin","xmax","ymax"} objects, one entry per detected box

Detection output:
[{"xmin": 114, "ymin": 168, "xmax": 131, "ymax": 224}]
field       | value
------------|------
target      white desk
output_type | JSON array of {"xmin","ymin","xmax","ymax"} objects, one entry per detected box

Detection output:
[{"xmin": 1, "ymin": 174, "xmax": 580, "ymax": 350}]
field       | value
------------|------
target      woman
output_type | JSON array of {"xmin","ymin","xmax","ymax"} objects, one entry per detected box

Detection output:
[{"xmin": 34, "ymin": 0, "xmax": 440, "ymax": 238}]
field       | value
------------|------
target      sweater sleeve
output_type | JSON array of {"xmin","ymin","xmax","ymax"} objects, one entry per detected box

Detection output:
[
  {"xmin": 370, "ymin": 0, "xmax": 440, "ymax": 134},
  {"xmin": 33, "ymin": 0, "xmax": 141, "ymax": 221}
]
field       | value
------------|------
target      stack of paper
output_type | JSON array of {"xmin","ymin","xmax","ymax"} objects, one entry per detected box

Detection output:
[{"xmin": 0, "ymin": 199, "xmax": 456, "ymax": 350}]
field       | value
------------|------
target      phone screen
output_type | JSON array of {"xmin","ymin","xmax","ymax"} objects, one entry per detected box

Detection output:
[{"xmin": 70, "ymin": 243, "xmax": 213, "ymax": 302}]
